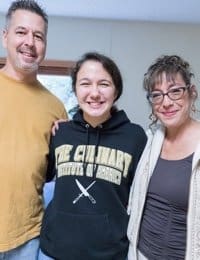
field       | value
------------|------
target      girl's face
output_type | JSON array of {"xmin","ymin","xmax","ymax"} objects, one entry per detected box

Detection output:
[{"xmin": 75, "ymin": 60, "xmax": 117, "ymax": 127}]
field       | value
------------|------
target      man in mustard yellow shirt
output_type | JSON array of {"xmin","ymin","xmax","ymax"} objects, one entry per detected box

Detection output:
[{"xmin": 0, "ymin": 1, "xmax": 67, "ymax": 259}]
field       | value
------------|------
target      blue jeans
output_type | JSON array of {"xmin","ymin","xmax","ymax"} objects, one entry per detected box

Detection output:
[
  {"xmin": 43, "ymin": 181, "xmax": 55, "ymax": 208},
  {"xmin": 0, "ymin": 237, "xmax": 39, "ymax": 260},
  {"xmin": 38, "ymin": 181, "xmax": 55, "ymax": 260},
  {"xmin": 38, "ymin": 250, "xmax": 53, "ymax": 260}
]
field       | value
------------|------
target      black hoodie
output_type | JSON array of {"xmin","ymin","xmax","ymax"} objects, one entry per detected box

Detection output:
[{"xmin": 40, "ymin": 109, "xmax": 147, "ymax": 260}]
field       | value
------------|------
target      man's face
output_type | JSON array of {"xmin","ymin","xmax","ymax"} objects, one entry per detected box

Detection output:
[{"xmin": 2, "ymin": 9, "xmax": 47, "ymax": 77}]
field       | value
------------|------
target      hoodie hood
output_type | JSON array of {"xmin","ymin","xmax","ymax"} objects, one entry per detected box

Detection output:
[{"xmin": 73, "ymin": 109, "xmax": 130, "ymax": 131}]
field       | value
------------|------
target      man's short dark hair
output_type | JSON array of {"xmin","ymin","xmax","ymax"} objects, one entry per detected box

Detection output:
[{"xmin": 5, "ymin": 0, "xmax": 48, "ymax": 33}]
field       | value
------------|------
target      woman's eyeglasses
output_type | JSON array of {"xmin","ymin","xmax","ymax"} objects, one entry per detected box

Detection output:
[{"xmin": 147, "ymin": 85, "xmax": 190, "ymax": 104}]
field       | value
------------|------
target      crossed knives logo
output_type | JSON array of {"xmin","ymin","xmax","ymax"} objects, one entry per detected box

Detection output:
[{"xmin": 73, "ymin": 179, "xmax": 96, "ymax": 204}]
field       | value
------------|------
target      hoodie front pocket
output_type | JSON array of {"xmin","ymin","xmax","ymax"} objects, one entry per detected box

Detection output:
[{"xmin": 46, "ymin": 210, "xmax": 114, "ymax": 258}]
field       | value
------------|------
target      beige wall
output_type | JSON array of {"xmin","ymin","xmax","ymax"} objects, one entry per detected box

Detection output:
[{"xmin": 1, "ymin": 13, "xmax": 200, "ymax": 128}]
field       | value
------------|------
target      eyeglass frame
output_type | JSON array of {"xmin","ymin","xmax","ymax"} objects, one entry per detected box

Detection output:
[{"xmin": 146, "ymin": 85, "xmax": 191, "ymax": 104}]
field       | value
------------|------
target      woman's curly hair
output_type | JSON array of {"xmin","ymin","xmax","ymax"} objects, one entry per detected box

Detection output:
[{"xmin": 143, "ymin": 55, "xmax": 194, "ymax": 92}]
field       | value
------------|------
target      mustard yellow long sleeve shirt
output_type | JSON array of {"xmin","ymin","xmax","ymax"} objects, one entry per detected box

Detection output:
[{"xmin": 0, "ymin": 71, "xmax": 67, "ymax": 251}]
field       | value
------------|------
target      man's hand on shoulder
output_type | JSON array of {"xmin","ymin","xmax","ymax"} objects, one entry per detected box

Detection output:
[{"xmin": 52, "ymin": 119, "xmax": 68, "ymax": 136}]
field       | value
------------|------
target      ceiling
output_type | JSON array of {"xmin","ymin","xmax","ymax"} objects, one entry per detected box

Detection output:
[{"xmin": 1, "ymin": 0, "xmax": 200, "ymax": 24}]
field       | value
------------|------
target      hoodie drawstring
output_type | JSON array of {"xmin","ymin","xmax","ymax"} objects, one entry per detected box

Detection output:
[{"xmin": 82, "ymin": 124, "xmax": 102, "ymax": 177}]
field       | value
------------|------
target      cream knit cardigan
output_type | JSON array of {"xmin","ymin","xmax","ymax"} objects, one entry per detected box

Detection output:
[{"xmin": 127, "ymin": 125, "xmax": 200, "ymax": 260}]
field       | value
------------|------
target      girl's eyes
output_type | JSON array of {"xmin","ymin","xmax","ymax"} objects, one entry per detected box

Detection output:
[
  {"xmin": 79, "ymin": 82, "xmax": 110, "ymax": 87},
  {"xmin": 80, "ymin": 83, "xmax": 90, "ymax": 86},
  {"xmin": 99, "ymin": 83, "xmax": 110, "ymax": 87}
]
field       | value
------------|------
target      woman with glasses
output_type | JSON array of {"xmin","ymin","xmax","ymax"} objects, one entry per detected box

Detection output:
[{"xmin": 127, "ymin": 55, "xmax": 200, "ymax": 260}]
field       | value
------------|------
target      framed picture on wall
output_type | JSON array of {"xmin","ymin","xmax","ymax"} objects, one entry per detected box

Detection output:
[
  {"xmin": 38, "ymin": 74, "xmax": 78, "ymax": 118},
  {"xmin": 37, "ymin": 59, "xmax": 78, "ymax": 119}
]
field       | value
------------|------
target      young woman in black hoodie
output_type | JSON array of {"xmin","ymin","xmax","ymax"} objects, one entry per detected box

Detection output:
[{"xmin": 40, "ymin": 52, "xmax": 147, "ymax": 260}]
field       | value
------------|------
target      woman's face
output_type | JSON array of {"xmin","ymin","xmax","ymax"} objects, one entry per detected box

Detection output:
[
  {"xmin": 75, "ymin": 60, "xmax": 117, "ymax": 126},
  {"xmin": 151, "ymin": 72, "xmax": 194, "ymax": 130}
]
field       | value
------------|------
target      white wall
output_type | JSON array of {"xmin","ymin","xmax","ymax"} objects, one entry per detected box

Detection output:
[{"xmin": 1, "ymin": 14, "xmax": 200, "ymax": 129}]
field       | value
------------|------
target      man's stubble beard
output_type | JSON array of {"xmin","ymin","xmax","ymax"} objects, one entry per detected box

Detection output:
[{"xmin": 16, "ymin": 59, "xmax": 39, "ymax": 74}]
